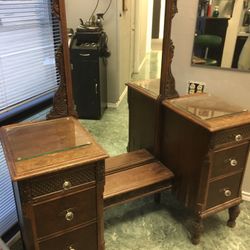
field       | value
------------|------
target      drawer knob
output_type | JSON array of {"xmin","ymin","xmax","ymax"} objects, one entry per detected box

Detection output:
[
  {"xmin": 63, "ymin": 181, "xmax": 72, "ymax": 190},
  {"xmin": 235, "ymin": 134, "xmax": 243, "ymax": 142},
  {"xmin": 230, "ymin": 159, "xmax": 238, "ymax": 167},
  {"xmin": 69, "ymin": 246, "xmax": 75, "ymax": 250},
  {"xmin": 224, "ymin": 189, "xmax": 232, "ymax": 197},
  {"xmin": 65, "ymin": 211, "xmax": 74, "ymax": 221}
]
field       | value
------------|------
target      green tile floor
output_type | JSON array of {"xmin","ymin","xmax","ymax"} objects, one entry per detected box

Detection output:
[
  {"xmin": 10, "ymin": 51, "xmax": 250, "ymax": 249},
  {"xmin": 82, "ymin": 51, "xmax": 250, "ymax": 249}
]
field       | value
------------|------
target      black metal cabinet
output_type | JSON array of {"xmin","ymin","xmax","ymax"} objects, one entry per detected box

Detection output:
[{"xmin": 71, "ymin": 39, "xmax": 107, "ymax": 119}]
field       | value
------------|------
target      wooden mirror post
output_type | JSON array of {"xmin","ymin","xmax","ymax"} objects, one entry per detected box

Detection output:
[
  {"xmin": 47, "ymin": 0, "xmax": 77, "ymax": 119},
  {"xmin": 160, "ymin": 0, "xmax": 179, "ymax": 99}
]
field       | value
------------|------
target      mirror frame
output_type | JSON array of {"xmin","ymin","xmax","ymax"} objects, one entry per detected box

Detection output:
[{"xmin": 48, "ymin": 0, "xmax": 179, "ymax": 119}]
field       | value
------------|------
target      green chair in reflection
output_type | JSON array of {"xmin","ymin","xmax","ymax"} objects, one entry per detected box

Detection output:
[{"xmin": 193, "ymin": 34, "xmax": 222, "ymax": 66}]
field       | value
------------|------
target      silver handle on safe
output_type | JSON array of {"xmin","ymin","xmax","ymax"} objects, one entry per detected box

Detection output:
[
  {"xmin": 80, "ymin": 53, "xmax": 90, "ymax": 57},
  {"xmin": 95, "ymin": 84, "xmax": 98, "ymax": 95}
]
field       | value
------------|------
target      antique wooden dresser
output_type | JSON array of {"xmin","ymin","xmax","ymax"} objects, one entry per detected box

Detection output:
[
  {"xmin": 161, "ymin": 94, "xmax": 250, "ymax": 244},
  {"xmin": 0, "ymin": 117, "xmax": 108, "ymax": 250},
  {"xmin": 126, "ymin": 79, "xmax": 160, "ymax": 153}
]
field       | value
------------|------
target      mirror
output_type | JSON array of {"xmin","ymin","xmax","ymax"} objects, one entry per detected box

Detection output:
[
  {"xmin": 64, "ymin": 0, "xmax": 168, "ymax": 100},
  {"xmin": 49, "ymin": 0, "xmax": 178, "ymax": 156},
  {"xmin": 191, "ymin": 0, "xmax": 250, "ymax": 71}
]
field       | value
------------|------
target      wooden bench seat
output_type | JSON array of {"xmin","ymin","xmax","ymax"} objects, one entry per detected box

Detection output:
[{"xmin": 104, "ymin": 149, "xmax": 174, "ymax": 208}]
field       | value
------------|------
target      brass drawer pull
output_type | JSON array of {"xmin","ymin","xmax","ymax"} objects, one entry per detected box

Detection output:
[
  {"xmin": 230, "ymin": 159, "xmax": 238, "ymax": 167},
  {"xmin": 224, "ymin": 189, "xmax": 232, "ymax": 197},
  {"xmin": 235, "ymin": 134, "xmax": 243, "ymax": 142},
  {"xmin": 63, "ymin": 180, "xmax": 72, "ymax": 190},
  {"xmin": 69, "ymin": 246, "xmax": 76, "ymax": 250},
  {"xmin": 65, "ymin": 211, "xmax": 74, "ymax": 221}
]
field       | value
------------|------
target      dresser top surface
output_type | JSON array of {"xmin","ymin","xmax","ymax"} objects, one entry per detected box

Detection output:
[
  {"xmin": 127, "ymin": 79, "xmax": 160, "ymax": 99},
  {"xmin": 163, "ymin": 94, "xmax": 250, "ymax": 131},
  {"xmin": 0, "ymin": 117, "xmax": 108, "ymax": 181}
]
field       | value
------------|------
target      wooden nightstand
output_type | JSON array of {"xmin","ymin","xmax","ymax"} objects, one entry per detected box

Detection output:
[
  {"xmin": 0, "ymin": 117, "xmax": 108, "ymax": 250},
  {"xmin": 161, "ymin": 94, "xmax": 250, "ymax": 244}
]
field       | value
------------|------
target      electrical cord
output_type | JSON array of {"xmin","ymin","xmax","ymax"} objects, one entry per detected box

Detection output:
[
  {"xmin": 89, "ymin": 0, "xmax": 100, "ymax": 21},
  {"xmin": 103, "ymin": 0, "xmax": 112, "ymax": 16}
]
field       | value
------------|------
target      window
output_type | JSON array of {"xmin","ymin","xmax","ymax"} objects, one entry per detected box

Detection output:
[
  {"xmin": 0, "ymin": 0, "xmax": 61, "ymax": 236},
  {"xmin": 0, "ymin": 0, "xmax": 61, "ymax": 120}
]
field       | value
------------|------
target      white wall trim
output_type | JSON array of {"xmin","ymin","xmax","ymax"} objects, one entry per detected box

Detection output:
[
  {"xmin": 242, "ymin": 191, "xmax": 250, "ymax": 201},
  {"xmin": 6, "ymin": 231, "xmax": 20, "ymax": 248},
  {"xmin": 107, "ymin": 86, "xmax": 127, "ymax": 108},
  {"xmin": 138, "ymin": 55, "xmax": 147, "ymax": 72},
  {"xmin": 0, "ymin": 238, "xmax": 10, "ymax": 250}
]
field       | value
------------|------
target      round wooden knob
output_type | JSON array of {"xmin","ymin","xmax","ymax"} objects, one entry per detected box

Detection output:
[
  {"xmin": 230, "ymin": 159, "xmax": 238, "ymax": 167},
  {"xmin": 63, "ymin": 180, "xmax": 72, "ymax": 190},
  {"xmin": 65, "ymin": 211, "xmax": 74, "ymax": 221},
  {"xmin": 224, "ymin": 189, "xmax": 232, "ymax": 197},
  {"xmin": 235, "ymin": 134, "xmax": 243, "ymax": 142}
]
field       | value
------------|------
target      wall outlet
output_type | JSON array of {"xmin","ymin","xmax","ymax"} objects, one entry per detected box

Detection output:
[{"xmin": 188, "ymin": 81, "xmax": 205, "ymax": 94}]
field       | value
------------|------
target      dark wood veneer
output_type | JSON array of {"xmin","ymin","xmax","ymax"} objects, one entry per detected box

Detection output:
[
  {"xmin": 0, "ymin": 118, "xmax": 107, "ymax": 250},
  {"xmin": 160, "ymin": 95, "xmax": 250, "ymax": 244}
]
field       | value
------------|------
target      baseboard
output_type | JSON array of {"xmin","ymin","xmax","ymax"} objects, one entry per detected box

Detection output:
[
  {"xmin": 6, "ymin": 231, "xmax": 20, "ymax": 248},
  {"xmin": 0, "ymin": 238, "xmax": 10, "ymax": 250},
  {"xmin": 107, "ymin": 87, "xmax": 127, "ymax": 108},
  {"xmin": 242, "ymin": 191, "xmax": 250, "ymax": 201}
]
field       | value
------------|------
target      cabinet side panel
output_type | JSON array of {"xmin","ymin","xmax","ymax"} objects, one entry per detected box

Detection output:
[
  {"xmin": 160, "ymin": 108, "xmax": 210, "ymax": 209},
  {"xmin": 96, "ymin": 162, "xmax": 105, "ymax": 250},
  {"xmin": 127, "ymin": 88, "xmax": 157, "ymax": 154},
  {"xmin": 13, "ymin": 182, "xmax": 37, "ymax": 250}
]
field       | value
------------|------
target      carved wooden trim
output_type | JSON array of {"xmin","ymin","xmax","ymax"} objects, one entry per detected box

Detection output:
[
  {"xmin": 47, "ymin": 45, "xmax": 69, "ymax": 119},
  {"xmin": 96, "ymin": 162, "xmax": 105, "ymax": 183},
  {"xmin": 52, "ymin": 0, "xmax": 60, "ymax": 18},
  {"xmin": 154, "ymin": 0, "xmax": 179, "ymax": 158},
  {"xmin": 47, "ymin": 0, "xmax": 77, "ymax": 119},
  {"xmin": 160, "ymin": 0, "xmax": 179, "ymax": 100}
]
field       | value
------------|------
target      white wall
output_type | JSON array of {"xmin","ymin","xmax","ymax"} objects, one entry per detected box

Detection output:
[
  {"xmin": 221, "ymin": 0, "xmax": 244, "ymax": 67},
  {"xmin": 65, "ymin": 0, "xmax": 120, "ymax": 103},
  {"xmin": 172, "ymin": 0, "xmax": 250, "ymax": 198},
  {"xmin": 134, "ymin": 0, "xmax": 149, "ymax": 72}
]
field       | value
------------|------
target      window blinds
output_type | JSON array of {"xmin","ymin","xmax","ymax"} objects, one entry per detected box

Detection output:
[
  {"xmin": 0, "ymin": 0, "xmax": 61, "ymax": 115},
  {"xmin": 0, "ymin": 0, "xmax": 61, "ymax": 236}
]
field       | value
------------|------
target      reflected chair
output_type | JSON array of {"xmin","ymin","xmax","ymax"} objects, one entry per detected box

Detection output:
[{"xmin": 193, "ymin": 34, "xmax": 222, "ymax": 66}]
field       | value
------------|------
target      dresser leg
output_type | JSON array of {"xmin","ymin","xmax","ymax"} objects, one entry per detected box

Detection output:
[
  {"xmin": 154, "ymin": 193, "xmax": 161, "ymax": 204},
  {"xmin": 227, "ymin": 205, "xmax": 240, "ymax": 228},
  {"xmin": 191, "ymin": 217, "xmax": 203, "ymax": 245}
]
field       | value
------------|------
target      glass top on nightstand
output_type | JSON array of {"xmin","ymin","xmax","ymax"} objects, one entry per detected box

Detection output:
[
  {"xmin": 130, "ymin": 79, "xmax": 160, "ymax": 97},
  {"xmin": 4, "ymin": 117, "xmax": 92, "ymax": 162},
  {"xmin": 169, "ymin": 94, "xmax": 248, "ymax": 120}
]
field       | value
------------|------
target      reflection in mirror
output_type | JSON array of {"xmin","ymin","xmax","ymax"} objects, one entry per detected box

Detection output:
[
  {"xmin": 65, "ymin": 0, "xmax": 165, "ymax": 106},
  {"xmin": 192, "ymin": 0, "xmax": 250, "ymax": 71},
  {"xmin": 63, "ymin": 0, "xmax": 168, "ymax": 156}
]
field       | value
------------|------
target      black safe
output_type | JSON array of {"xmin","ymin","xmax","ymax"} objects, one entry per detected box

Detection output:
[{"xmin": 70, "ymin": 31, "xmax": 108, "ymax": 119}]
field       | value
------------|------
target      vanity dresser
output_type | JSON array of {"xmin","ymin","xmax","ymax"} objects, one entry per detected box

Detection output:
[
  {"xmin": 127, "ymin": 79, "xmax": 160, "ymax": 153},
  {"xmin": 0, "ymin": 117, "xmax": 108, "ymax": 250},
  {"xmin": 160, "ymin": 94, "xmax": 250, "ymax": 244}
]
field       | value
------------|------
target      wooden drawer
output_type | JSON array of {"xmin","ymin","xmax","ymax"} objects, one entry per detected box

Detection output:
[
  {"xmin": 211, "ymin": 143, "xmax": 249, "ymax": 178},
  {"xmin": 210, "ymin": 124, "xmax": 250, "ymax": 148},
  {"xmin": 39, "ymin": 222, "xmax": 97, "ymax": 250},
  {"xmin": 206, "ymin": 173, "xmax": 242, "ymax": 209},
  {"xmin": 20, "ymin": 165, "xmax": 95, "ymax": 200},
  {"xmin": 33, "ymin": 187, "xmax": 97, "ymax": 238}
]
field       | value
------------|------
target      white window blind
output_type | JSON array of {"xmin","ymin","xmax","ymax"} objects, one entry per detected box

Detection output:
[
  {"xmin": 0, "ymin": 0, "xmax": 61, "ymax": 114},
  {"xmin": 0, "ymin": 0, "xmax": 61, "ymax": 236}
]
